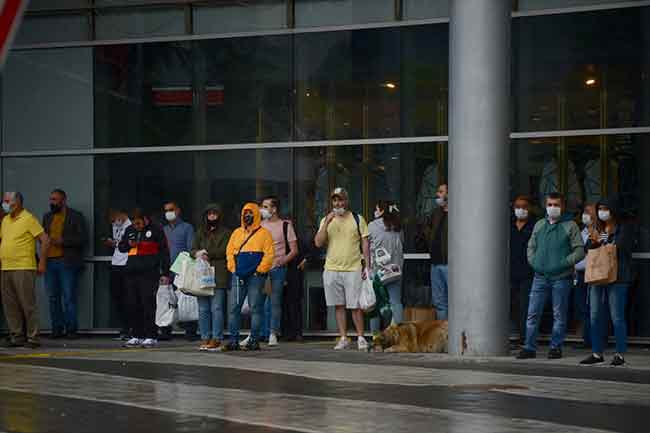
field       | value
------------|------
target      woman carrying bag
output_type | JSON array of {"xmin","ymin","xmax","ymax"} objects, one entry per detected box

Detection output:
[
  {"xmin": 580, "ymin": 197, "xmax": 635, "ymax": 366},
  {"xmin": 191, "ymin": 203, "xmax": 231, "ymax": 352}
]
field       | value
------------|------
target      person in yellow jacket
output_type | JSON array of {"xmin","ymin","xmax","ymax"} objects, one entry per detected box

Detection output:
[{"xmin": 224, "ymin": 202, "xmax": 274, "ymax": 351}]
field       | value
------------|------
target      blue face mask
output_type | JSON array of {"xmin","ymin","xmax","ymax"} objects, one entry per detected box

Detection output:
[{"xmin": 1, "ymin": 202, "xmax": 12, "ymax": 214}]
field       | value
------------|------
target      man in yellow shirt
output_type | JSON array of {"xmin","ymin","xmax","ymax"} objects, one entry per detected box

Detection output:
[
  {"xmin": 0, "ymin": 192, "xmax": 50, "ymax": 348},
  {"xmin": 315, "ymin": 188, "xmax": 371, "ymax": 351}
]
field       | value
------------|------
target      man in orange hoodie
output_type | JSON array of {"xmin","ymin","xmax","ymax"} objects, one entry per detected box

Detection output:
[{"xmin": 224, "ymin": 203, "xmax": 274, "ymax": 351}]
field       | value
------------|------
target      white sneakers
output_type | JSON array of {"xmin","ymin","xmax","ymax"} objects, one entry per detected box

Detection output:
[
  {"xmin": 268, "ymin": 333, "xmax": 279, "ymax": 347},
  {"xmin": 125, "ymin": 338, "xmax": 158, "ymax": 348},
  {"xmin": 239, "ymin": 335, "xmax": 251, "ymax": 348},
  {"xmin": 334, "ymin": 336, "xmax": 368, "ymax": 351}
]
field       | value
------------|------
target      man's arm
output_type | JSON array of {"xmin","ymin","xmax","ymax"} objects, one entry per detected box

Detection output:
[
  {"xmin": 37, "ymin": 232, "xmax": 50, "ymax": 274},
  {"xmin": 314, "ymin": 215, "xmax": 333, "ymax": 248},
  {"xmin": 362, "ymin": 236, "xmax": 370, "ymax": 270},
  {"xmin": 565, "ymin": 223, "xmax": 586, "ymax": 267},
  {"xmin": 527, "ymin": 222, "xmax": 539, "ymax": 266}
]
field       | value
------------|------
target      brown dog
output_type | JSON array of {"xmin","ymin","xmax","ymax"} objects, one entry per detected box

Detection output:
[{"xmin": 372, "ymin": 320, "xmax": 448, "ymax": 353}]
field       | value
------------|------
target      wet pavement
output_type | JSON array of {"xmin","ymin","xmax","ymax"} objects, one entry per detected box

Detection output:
[{"xmin": 0, "ymin": 338, "xmax": 648, "ymax": 433}]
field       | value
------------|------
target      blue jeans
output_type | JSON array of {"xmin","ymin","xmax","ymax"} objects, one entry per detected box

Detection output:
[
  {"xmin": 523, "ymin": 275, "xmax": 571, "ymax": 351},
  {"xmin": 45, "ymin": 260, "xmax": 80, "ymax": 333},
  {"xmin": 228, "ymin": 274, "xmax": 264, "ymax": 343},
  {"xmin": 198, "ymin": 288, "xmax": 226, "ymax": 341},
  {"xmin": 370, "ymin": 280, "xmax": 403, "ymax": 332},
  {"xmin": 590, "ymin": 283, "xmax": 628, "ymax": 355},
  {"xmin": 430, "ymin": 265, "xmax": 448, "ymax": 321},
  {"xmin": 261, "ymin": 267, "xmax": 287, "ymax": 337},
  {"xmin": 574, "ymin": 271, "xmax": 591, "ymax": 346}
]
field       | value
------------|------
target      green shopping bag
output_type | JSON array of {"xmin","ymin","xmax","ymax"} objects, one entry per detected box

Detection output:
[{"xmin": 366, "ymin": 276, "xmax": 393, "ymax": 325}]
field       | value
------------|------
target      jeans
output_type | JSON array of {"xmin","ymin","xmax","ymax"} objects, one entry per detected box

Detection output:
[
  {"xmin": 370, "ymin": 280, "xmax": 403, "ymax": 332},
  {"xmin": 45, "ymin": 259, "xmax": 80, "ymax": 334},
  {"xmin": 523, "ymin": 275, "xmax": 571, "ymax": 351},
  {"xmin": 228, "ymin": 274, "xmax": 265, "ymax": 343},
  {"xmin": 430, "ymin": 264, "xmax": 448, "ymax": 321},
  {"xmin": 261, "ymin": 267, "xmax": 287, "ymax": 337},
  {"xmin": 590, "ymin": 283, "xmax": 628, "ymax": 355},
  {"xmin": 573, "ymin": 271, "xmax": 591, "ymax": 346},
  {"xmin": 198, "ymin": 288, "xmax": 226, "ymax": 341}
]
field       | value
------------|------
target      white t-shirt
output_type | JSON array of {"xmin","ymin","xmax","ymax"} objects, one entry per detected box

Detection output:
[{"xmin": 111, "ymin": 219, "xmax": 132, "ymax": 266}]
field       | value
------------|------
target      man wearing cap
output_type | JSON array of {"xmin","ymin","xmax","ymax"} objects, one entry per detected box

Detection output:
[{"xmin": 315, "ymin": 187, "xmax": 371, "ymax": 350}]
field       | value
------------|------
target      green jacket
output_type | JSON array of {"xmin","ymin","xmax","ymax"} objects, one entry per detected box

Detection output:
[
  {"xmin": 191, "ymin": 225, "xmax": 232, "ymax": 288},
  {"xmin": 527, "ymin": 215, "xmax": 585, "ymax": 280}
]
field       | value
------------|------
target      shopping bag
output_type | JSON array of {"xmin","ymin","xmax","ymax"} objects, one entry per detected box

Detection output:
[
  {"xmin": 196, "ymin": 258, "xmax": 217, "ymax": 290},
  {"xmin": 155, "ymin": 284, "xmax": 178, "ymax": 327},
  {"xmin": 366, "ymin": 277, "xmax": 393, "ymax": 325},
  {"xmin": 359, "ymin": 272, "xmax": 377, "ymax": 312},
  {"xmin": 585, "ymin": 244, "xmax": 618, "ymax": 285},
  {"xmin": 176, "ymin": 290, "xmax": 199, "ymax": 322},
  {"xmin": 178, "ymin": 258, "xmax": 215, "ymax": 297},
  {"xmin": 170, "ymin": 251, "xmax": 192, "ymax": 275}
]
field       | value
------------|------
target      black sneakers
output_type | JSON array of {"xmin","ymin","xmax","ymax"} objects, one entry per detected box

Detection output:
[
  {"xmin": 611, "ymin": 354, "xmax": 625, "ymax": 366},
  {"xmin": 242, "ymin": 340, "xmax": 261, "ymax": 351},
  {"xmin": 580, "ymin": 354, "xmax": 604, "ymax": 365},
  {"xmin": 516, "ymin": 349, "xmax": 536, "ymax": 359},
  {"xmin": 222, "ymin": 341, "xmax": 241, "ymax": 352},
  {"xmin": 547, "ymin": 348, "xmax": 563, "ymax": 359}
]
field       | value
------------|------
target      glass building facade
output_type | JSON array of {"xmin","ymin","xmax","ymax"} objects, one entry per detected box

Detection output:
[{"xmin": 3, "ymin": 0, "xmax": 650, "ymax": 338}]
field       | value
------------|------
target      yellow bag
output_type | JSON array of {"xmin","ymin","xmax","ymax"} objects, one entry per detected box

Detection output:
[{"xmin": 585, "ymin": 244, "xmax": 618, "ymax": 286}]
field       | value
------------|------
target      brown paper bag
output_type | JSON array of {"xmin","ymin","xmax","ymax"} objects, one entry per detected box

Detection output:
[{"xmin": 585, "ymin": 244, "xmax": 618, "ymax": 285}]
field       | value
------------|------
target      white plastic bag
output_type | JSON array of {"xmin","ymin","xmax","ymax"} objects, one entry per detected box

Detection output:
[
  {"xmin": 359, "ymin": 272, "xmax": 376, "ymax": 312},
  {"xmin": 195, "ymin": 258, "xmax": 216, "ymax": 290},
  {"xmin": 176, "ymin": 290, "xmax": 199, "ymax": 322},
  {"xmin": 177, "ymin": 258, "xmax": 214, "ymax": 296},
  {"xmin": 155, "ymin": 284, "xmax": 178, "ymax": 327}
]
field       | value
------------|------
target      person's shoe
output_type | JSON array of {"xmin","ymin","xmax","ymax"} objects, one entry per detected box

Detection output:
[
  {"xmin": 141, "ymin": 338, "xmax": 158, "ymax": 348},
  {"xmin": 611, "ymin": 354, "xmax": 626, "ymax": 366},
  {"xmin": 547, "ymin": 348, "xmax": 563, "ymax": 359},
  {"xmin": 357, "ymin": 336, "xmax": 369, "ymax": 351},
  {"xmin": 222, "ymin": 341, "xmax": 240, "ymax": 352},
  {"xmin": 24, "ymin": 340, "xmax": 41, "ymax": 349},
  {"xmin": 3, "ymin": 339, "xmax": 25, "ymax": 348},
  {"xmin": 580, "ymin": 354, "xmax": 605, "ymax": 365},
  {"xmin": 66, "ymin": 332, "xmax": 79, "ymax": 340},
  {"xmin": 242, "ymin": 339, "xmax": 261, "ymax": 351},
  {"xmin": 205, "ymin": 340, "xmax": 222, "ymax": 352},
  {"xmin": 268, "ymin": 333, "xmax": 279, "ymax": 347},
  {"xmin": 334, "ymin": 337, "xmax": 350, "ymax": 350},
  {"xmin": 199, "ymin": 340, "xmax": 212, "ymax": 351},
  {"xmin": 239, "ymin": 335, "xmax": 251, "ymax": 348},
  {"xmin": 124, "ymin": 338, "xmax": 143, "ymax": 347},
  {"xmin": 516, "ymin": 349, "xmax": 536, "ymax": 359}
]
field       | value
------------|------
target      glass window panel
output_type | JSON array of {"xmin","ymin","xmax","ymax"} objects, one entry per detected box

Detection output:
[
  {"xmin": 200, "ymin": 35, "xmax": 291, "ymax": 145},
  {"xmin": 516, "ymin": 0, "xmax": 639, "ymax": 11},
  {"xmin": 193, "ymin": 1, "xmax": 286, "ymax": 34},
  {"xmin": 403, "ymin": 0, "xmax": 449, "ymax": 20},
  {"xmin": 28, "ymin": 0, "xmax": 89, "ymax": 11},
  {"xmin": 15, "ymin": 14, "xmax": 89, "ymax": 45},
  {"xmin": 95, "ymin": 7, "xmax": 186, "ymax": 40},
  {"xmin": 513, "ymin": 7, "xmax": 650, "ymax": 131},
  {"xmin": 3, "ymin": 48, "xmax": 93, "ymax": 151},
  {"xmin": 295, "ymin": 0, "xmax": 394, "ymax": 27},
  {"xmin": 94, "ymin": 42, "xmax": 193, "ymax": 148}
]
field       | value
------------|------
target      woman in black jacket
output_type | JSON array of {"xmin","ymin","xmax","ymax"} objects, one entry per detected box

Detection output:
[
  {"xmin": 118, "ymin": 209, "xmax": 170, "ymax": 348},
  {"xmin": 580, "ymin": 197, "xmax": 635, "ymax": 367}
]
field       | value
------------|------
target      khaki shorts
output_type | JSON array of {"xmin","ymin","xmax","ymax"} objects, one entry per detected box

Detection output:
[{"xmin": 323, "ymin": 269, "xmax": 362, "ymax": 309}]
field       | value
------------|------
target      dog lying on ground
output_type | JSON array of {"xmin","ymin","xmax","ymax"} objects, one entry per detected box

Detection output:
[{"xmin": 372, "ymin": 320, "xmax": 448, "ymax": 353}]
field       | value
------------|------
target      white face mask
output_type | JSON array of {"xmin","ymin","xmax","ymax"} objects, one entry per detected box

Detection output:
[
  {"xmin": 374, "ymin": 209, "xmax": 384, "ymax": 219},
  {"xmin": 435, "ymin": 196, "xmax": 447, "ymax": 207},
  {"xmin": 165, "ymin": 211, "xmax": 176, "ymax": 222},
  {"xmin": 546, "ymin": 206, "xmax": 561, "ymax": 219},
  {"xmin": 332, "ymin": 207, "xmax": 346, "ymax": 216},
  {"xmin": 260, "ymin": 208, "xmax": 272, "ymax": 220},
  {"xmin": 582, "ymin": 214, "xmax": 592, "ymax": 226},
  {"xmin": 514, "ymin": 208, "xmax": 528, "ymax": 220},
  {"xmin": 598, "ymin": 210, "xmax": 611, "ymax": 222},
  {"xmin": 1, "ymin": 202, "xmax": 12, "ymax": 214}
]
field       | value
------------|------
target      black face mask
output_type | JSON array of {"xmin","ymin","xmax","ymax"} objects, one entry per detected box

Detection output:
[
  {"xmin": 243, "ymin": 213, "xmax": 254, "ymax": 226},
  {"xmin": 50, "ymin": 203, "xmax": 62, "ymax": 213},
  {"xmin": 207, "ymin": 219, "xmax": 219, "ymax": 228}
]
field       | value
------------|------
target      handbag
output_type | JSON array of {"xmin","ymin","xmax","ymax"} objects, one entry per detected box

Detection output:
[
  {"xmin": 235, "ymin": 227, "xmax": 263, "ymax": 278},
  {"xmin": 585, "ymin": 243, "xmax": 618, "ymax": 285},
  {"xmin": 373, "ymin": 247, "xmax": 402, "ymax": 284}
]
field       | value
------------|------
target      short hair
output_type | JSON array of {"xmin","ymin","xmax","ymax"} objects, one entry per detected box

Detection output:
[
  {"xmin": 8, "ymin": 191, "xmax": 24, "ymax": 205},
  {"xmin": 546, "ymin": 192, "xmax": 564, "ymax": 203},
  {"xmin": 261, "ymin": 195, "xmax": 280, "ymax": 210},
  {"xmin": 163, "ymin": 200, "xmax": 179, "ymax": 209},
  {"xmin": 513, "ymin": 195, "xmax": 532, "ymax": 205},
  {"xmin": 130, "ymin": 207, "xmax": 149, "ymax": 221},
  {"xmin": 51, "ymin": 189, "xmax": 67, "ymax": 199}
]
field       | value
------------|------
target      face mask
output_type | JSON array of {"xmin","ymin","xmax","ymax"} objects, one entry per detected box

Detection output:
[
  {"xmin": 514, "ymin": 208, "xmax": 528, "ymax": 220},
  {"xmin": 1, "ymin": 202, "xmax": 12, "ymax": 214},
  {"xmin": 374, "ymin": 210, "xmax": 384, "ymax": 219},
  {"xmin": 50, "ymin": 203, "xmax": 62, "ymax": 213},
  {"xmin": 582, "ymin": 214, "xmax": 592, "ymax": 226},
  {"xmin": 207, "ymin": 219, "xmax": 219, "ymax": 227},
  {"xmin": 243, "ymin": 213, "xmax": 254, "ymax": 226},
  {"xmin": 598, "ymin": 210, "xmax": 611, "ymax": 222},
  {"xmin": 260, "ymin": 208, "xmax": 272, "ymax": 220},
  {"xmin": 165, "ymin": 211, "xmax": 176, "ymax": 222},
  {"xmin": 435, "ymin": 197, "xmax": 447, "ymax": 207},
  {"xmin": 546, "ymin": 206, "xmax": 561, "ymax": 219},
  {"xmin": 332, "ymin": 207, "xmax": 346, "ymax": 216}
]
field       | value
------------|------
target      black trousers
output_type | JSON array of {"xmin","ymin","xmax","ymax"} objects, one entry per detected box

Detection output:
[
  {"xmin": 125, "ymin": 270, "xmax": 158, "ymax": 339},
  {"xmin": 511, "ymin": 276, "xmax": 533, "ymax": 341},
  {"xmin": 110, "ymin": 266, "xmax": 129, "ymax": 333},
  {"xmin": 281, "ymin": 266, "xmax": 304, "ymax": 340}
]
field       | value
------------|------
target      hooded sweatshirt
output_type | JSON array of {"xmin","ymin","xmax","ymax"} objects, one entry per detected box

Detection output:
[
  {"xmin": 226, "ymin": 203, "xmax": 274, "ymax": 275},
  {"xmin": 118, "ymin": 223, "xmax": 170, "ymax": 276},
  {"xmin": 527, "ymin": 212, "xmax": 585, "ymax": 280},
  {"xmin": 191, "ymin": 203, "xmax": 232, "ymax": 287}
]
